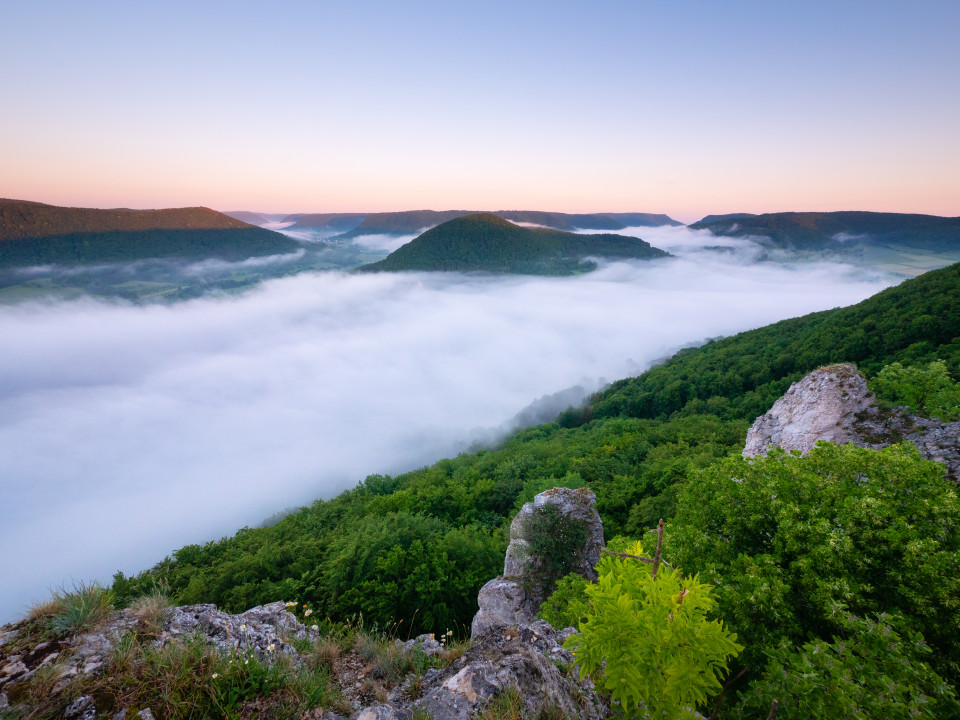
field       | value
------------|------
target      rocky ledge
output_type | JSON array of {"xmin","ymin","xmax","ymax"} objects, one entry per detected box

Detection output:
[
  {"xmin": 744, "ymin": 363, "xmax": 960, "ymax": 480},
  {"xmin": 1, "ymin": 489, "xmax": 608, "ymax": 720}
]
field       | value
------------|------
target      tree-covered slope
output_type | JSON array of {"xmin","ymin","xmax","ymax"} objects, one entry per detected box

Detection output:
[
  {"xmin": 357, "ymin": 213, "xmax": 669, "ymax": 274},
  {"xmin": 691, "ymin": 210, "xmax": 960, "ymax": 251},
  {"xmin": 117, "ymin": 264, "xmax": 960, "ymax": 647},
  {"xmin": 0, "ymin": 199, "xmax": 253, "ymax": 240},
  {"xmin": 0, "ymin": 199, "xmax": 302, "ymax": 267},
  {"xmin": 591, "ymin": 261, "xmax": 960, "ymax": 423}
]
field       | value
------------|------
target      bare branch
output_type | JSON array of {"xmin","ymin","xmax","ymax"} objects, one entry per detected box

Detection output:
[
  {"xmin": 652, "ymin": 518, "xmax": 664, "ymax": 579},
  {"xmin": 705, "ymin": 667, "xmax": 749, "ymax": 720},
  {"xmin": 766, "ymin": 699, "xmax": 779, "ymax": 720}
]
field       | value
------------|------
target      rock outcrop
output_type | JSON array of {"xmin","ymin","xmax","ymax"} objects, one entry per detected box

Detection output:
[
  {"xmin": 743, "ymin": 364, "xmax": 874, "ymax": 457},
  {"xmin": 744, "ymin": 363, "xmax": 960, "ymax": 480},
  {"xmin": 471, "ymin": 487, "xmax": 603, "ymax": 639},
  {"xmin": 414, "ymin": 620, "xmax": 605, "ymax": 720},
  {"xmin": 3, "ymin": 488, "xmax": 609, "ymax": 720}
]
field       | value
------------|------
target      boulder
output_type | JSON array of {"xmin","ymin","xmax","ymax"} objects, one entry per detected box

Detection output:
[
  {"xmin": 415, "ymin": 620, "xmax": 604, "ymax": 720},
  {"xmin": 744, "ymin": 363, "xmax": 960, "ymax": 480},
  {"xmin": 744, "ymin": 364, "xmax": 873, "ymax": 457},
  {"xmin": 471, "ymin": 487, "xmax": 603, "ymax": 639}
]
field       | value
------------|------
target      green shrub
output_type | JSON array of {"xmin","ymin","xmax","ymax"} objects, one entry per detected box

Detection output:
[
  {"xmin": 537, "ymin": 573, "xmax": 590, "ymax": 629},
  {"xmin": 565, "ymin": 539, "xmax": 741, "ymax": 719},
  {"xmin": 735, "ymin": 606, "xmax": 958, "ymax": 719},
  {"xmin": 871, "ymin": 359, "xmax": 960, "ymax": 420}
]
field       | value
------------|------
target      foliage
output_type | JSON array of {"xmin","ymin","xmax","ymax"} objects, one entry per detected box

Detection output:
[
  {"xmin": 872, "ymin": 359, "xmax": 960, "ymax": 420},
  {"xmin": 735, "ymin": 607, "xmax": 959, "ymax": 719},
  {"xmin": 592, "ymin": 262, "xmax": 960, "ymax": 422},
  {"xmin": 537, "ymin": 573, "xmax": 590, "ymax": 629},
  {"xmin": 359, "ymin": 213, "xmax": 667, "ymax": 275},
  {"xmin": 566, "ymin": 540, "xmax": 742, "ymax": 719},
  {"xmin": 115, "ymin": 413, "xmax": 743, "ymax": 636},
  {"xmin": 524, "ymin": 503, "xmax": 589, "ymax": 595},
  {"xmin": 669, "ymin": 442, "xmax": 960, "ymax": 687}
]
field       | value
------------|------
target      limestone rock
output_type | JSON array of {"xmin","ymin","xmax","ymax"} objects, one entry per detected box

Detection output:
[
  {"xmin": 398, "ymin": 633, "xmax": 443, "ymax": 657},
  {"xmin": 472, "ymin": 487, "xmax": 603, "ymax": 639},
  {"xmin": 351, "ymin": 704, "xmax": 411, "ymax": 720},
  {"xmin": 415, "ymin": 620, "xmax": 604, "ymax": 720},
  {"xmin": 0, "ymin": 692, "xmax": 9, "ymax": 710},
  {"xmin": 744, "ymin": 364, "xmax": 873, "ymax": 457},
  {"xmin": 470, "ymin": 579, "xmax": 527, "ymax": 639},
  {"xmin": 64, "ymin": 695, "xmax": 96, "ymax": 720},
  {"xmin": 744, "ymin": 363, "xmax": 960, "ymax": 480}
]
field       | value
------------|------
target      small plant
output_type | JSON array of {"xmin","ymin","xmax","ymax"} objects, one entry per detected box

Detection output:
[
  {"xmin": 523, "ymin": 503, "xmax": 589, "ymax": 598},
  {"xmin": 311, "ymin": 637, "xmax": 341, "ymax": 669},
  {"xmin": 47, "ymin": 581, "xmax": 115, "ymax": 635},
  {"xmin": 129, "ymin": 589, "xmax": 170, "ymax": 636},
  {"xmin": 565, "ymin": 535, "xmax": 742, "ymax": 720}
]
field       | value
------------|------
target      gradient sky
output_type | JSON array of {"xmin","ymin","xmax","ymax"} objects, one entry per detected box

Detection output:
[{"xmin": 1, "ymin": 0, "xmax": 958, "ymax": 222}]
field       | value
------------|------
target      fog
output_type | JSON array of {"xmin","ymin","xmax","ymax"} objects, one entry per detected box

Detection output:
[
  {"xmin": 351, "ymin": 232, "xmax": 421, "ymax": 253},
  {"xmin": 0, "ymin": 230, "xmax": 896, "ymax": 621}
]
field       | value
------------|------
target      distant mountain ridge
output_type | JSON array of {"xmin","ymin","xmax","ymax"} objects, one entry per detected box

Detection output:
[
  {"xmin": 0, "ymin": 199, "xmax": 301, "ymax": 267},
  {"xmin": 691, "ymin": 211, "xmax": 960, "ymax": 250},
  {"xmin": 279, "ymin": 209, "xmax": 681, "ymax": 236},
  {"xmin": 359, "ymin": 213, "xmax": 669, "ymax": 275},
  {"xmin": 0, "ymin": 199, "xmax": 254, "ymax": 240}
]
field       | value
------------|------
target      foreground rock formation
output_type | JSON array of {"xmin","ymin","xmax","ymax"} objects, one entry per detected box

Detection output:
[
  {"xmin": 1, "ymin": 488, "xmax": 608, "ymax": 720},
  {"xmin": 471, "ymin": 487, "xmax": 603, "ymax": 638},
  {"xmin": 744, "ymin": 363, "xmax": 960, "ymax": 479}
]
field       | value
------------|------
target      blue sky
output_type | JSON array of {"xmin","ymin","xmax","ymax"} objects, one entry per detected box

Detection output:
[{"xmin": 1, "ymin": 0, "xmax": 958, "ymax": 220}]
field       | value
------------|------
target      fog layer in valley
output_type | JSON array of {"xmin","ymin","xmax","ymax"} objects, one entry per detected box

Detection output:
[{"xmin": 0, "ymin": 228, "xmax": 895, "ymax": 621}]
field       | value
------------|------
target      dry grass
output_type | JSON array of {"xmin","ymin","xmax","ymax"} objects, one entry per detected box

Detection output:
[{"xmin": 128, "ymin": 590, "xmax": 170, "ymax": 637}]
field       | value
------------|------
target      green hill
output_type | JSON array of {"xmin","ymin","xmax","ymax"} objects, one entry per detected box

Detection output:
[
  {"xmin": 691, "ymin": 210, "xmax": 960, "ymax": 251},
  {"xmin": 0, "ymin": 199, "xmax": 302, "ymax": 267},
  {"xmin": 325, "ymin": 209, "xmax": 680, "ymax": 240},
  {"xmin": 357, "ymin": 213, "xmax": 670, "ymax": 274}
]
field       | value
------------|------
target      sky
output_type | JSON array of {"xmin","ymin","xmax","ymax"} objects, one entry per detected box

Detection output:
[
  {"xmin": 1, "ymin": 1, "xmax": 958, "ymax": 222},
  {"xmin": 0, "ymin": 229, "xmax": 896, "ymax": 621}
]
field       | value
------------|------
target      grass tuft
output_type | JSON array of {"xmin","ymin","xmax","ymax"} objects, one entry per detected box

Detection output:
[{"xmin": 47, "ymin": 581, "xmax": 114, "ymax": 635}]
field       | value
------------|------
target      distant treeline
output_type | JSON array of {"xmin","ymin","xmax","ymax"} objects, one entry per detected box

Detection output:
[{"xmin": 0, "ymin": 228, "xmax": 302, "ymax": 268}]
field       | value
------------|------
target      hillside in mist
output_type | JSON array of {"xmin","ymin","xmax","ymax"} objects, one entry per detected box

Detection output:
[
  {"xmin": 692, "ymin": 210, "xmax": 960, "ymax": 251},
  {"xmin": 359, "ymin": 213, "xmax": 670, "ymax": 274},
  {"xmin": 113, "ymin": 261, "xmax": 960, "ymax": 715},
  {"xmin": 0, "ymin": 199, "xmax": 301, "ymax": 267}
]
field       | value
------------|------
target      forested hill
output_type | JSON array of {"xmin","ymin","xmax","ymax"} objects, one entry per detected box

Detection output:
[
  {"xmin": 115, "ymin": 263, "xmax": 960, "ymax": 699},
  {"xmin": 357, "ymin": 213, "xmax": 670, "ymax": 274},
  {"xmin": 588, "ymin": 260, "xmax": 960, "ymax": 421},
  {"xmin": 0, "ymin": 199, "xmax": 302, "ymax": 267},
  {"xmin": 691, "ymin": 210, "xmax": 960, "ymax": 251}
]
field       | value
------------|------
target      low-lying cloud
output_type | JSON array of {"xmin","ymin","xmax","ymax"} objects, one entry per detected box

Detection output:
[
  {"xmin": 0, "ymin": 235, "xmax": 896, "ymax": 621},
  {"xmin": 351, "ymin": 232, "xmax": 422, "ymax": 253}
]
